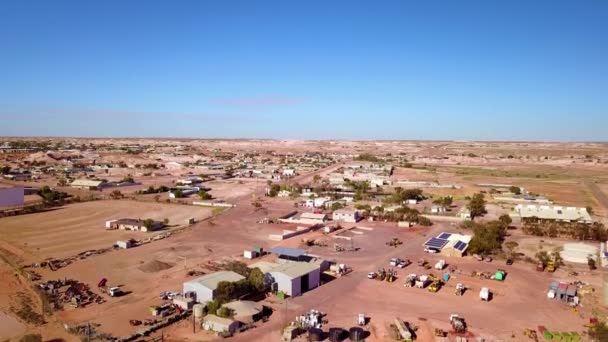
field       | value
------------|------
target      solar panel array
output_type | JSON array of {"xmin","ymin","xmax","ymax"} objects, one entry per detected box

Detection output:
[
  {"xmin": 437, "ymin": 232, "xmax": 452, "ymax": 240},
  {"xmin": 454, "ymin": 241, "xmax": 468, "ymax": 251},
  {"xmin": 424, "ymin": 237, "xmax": 449, "ymax": 249}
]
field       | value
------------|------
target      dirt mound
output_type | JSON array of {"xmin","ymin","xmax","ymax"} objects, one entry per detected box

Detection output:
[{"xmin": 138, "ymin": 260, "xmax": 174, "ymax": 273}]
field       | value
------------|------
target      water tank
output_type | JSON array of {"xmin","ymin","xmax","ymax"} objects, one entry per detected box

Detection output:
[
  {"xmin": 193, "ymin": 304, "xmax": 204, "ymax": 319},
  {"xmin": 329, "ymin": 327, "xmax": 344, "ymax": 342},
  {"xmin": 349, "ymin": 327, "xmax": 365, "ymax": 341},
  {"xmin": 307, "ymin": 328, "xmax": 324, "ymax": 341}
]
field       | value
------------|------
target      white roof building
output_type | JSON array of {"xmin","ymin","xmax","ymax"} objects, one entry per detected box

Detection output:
[{"xmin": 513, "ymin": 204, "xmax": 593, "ymax": 224}]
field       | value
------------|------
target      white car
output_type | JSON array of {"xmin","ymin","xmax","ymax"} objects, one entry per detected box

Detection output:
[
  {"xmin": 424, "ymin": 247, "xmax": 439, "ymax": 254},
  {"xmin": 367, "ymin": 272, "xmax": 377, "ymax": 279}
]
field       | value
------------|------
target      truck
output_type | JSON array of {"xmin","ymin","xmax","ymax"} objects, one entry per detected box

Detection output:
[
  {"xmin": 98, "ymin": 278, "xmax": 123, "ymax": 297},
  {"xmin": 416, "ymin": 275, "xmax": 430, "ymax": 288},
  {"xmin": 546, "ymin": 261, "xmax": 556, "ymax": 272},
  {"xmin": 434, "ymin": 259, "xmax": 446, "ymax": 270},
  {"xmin": 480, "ymin": 287, "xmax": 490, "ymax": 301},
  {"xmin": 455, "ymin": 283, "xmax": 465, "ymax": 296},
  {"xmin": 450, "ymin": 314, "xmax": 467, "ymax": 333},
  {"xmin": 397, "ymin": 259, "xmax": 411, "ymax": 268},
  {"xmin": 403, "ymin": 274, "xmax": 417, "ymax": 287}
]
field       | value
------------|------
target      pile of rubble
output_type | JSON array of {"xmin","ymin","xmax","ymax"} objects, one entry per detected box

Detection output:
[{"xmin": 38, "ymin": 278, "xmax": 104, "ymax": 310}]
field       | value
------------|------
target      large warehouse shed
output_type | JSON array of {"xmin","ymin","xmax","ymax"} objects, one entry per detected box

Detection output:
[
  {"xmin": 268, "ymin": 262, "xmax": 321, "ymax": 297},
  {"xmin": 183, "ymin": 271, "xmax": 245, "ymax": 303}
]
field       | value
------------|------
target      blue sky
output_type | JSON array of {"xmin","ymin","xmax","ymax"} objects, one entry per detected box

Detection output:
[{"xmin": 0, "ymin": 1, "xmax": 607, "ymax": 141}]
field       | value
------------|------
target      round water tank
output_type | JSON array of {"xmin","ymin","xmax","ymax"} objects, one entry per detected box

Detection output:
[
  {"xmin": 307, "ymin": 328, "xmax": 324, "ymax": 341},
  {"xmin": 349, "ymin": 327, "xmax": 365, "ymax": 341},
  {"xmin": 193, "ymin": 304, "xmax": 204, "ymax": 319},
  {"xmin": 329, "ymin": 327, "xmax": 345, "ymax": 342}
]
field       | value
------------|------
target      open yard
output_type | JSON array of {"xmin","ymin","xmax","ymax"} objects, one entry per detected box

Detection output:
[{"xmin": 0, "ymin": 200, "xmax": 213, "ymax": 260}]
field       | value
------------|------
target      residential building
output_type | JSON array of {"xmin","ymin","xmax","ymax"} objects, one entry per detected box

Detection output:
[{"xmin": 332, "ymin": 209, "xmax": 361, "ymax": 223}]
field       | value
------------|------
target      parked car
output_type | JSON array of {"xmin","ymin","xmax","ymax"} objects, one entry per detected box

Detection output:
[
  {"xmin": 424, "ymin": 247, "xmax": 439, "ymax": 254},
  {"xmin": 367, "ymin": 272, "xmax": 377, "ymax": 279}
]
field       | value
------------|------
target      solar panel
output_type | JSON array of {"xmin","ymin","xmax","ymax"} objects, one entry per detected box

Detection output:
[
  {"xmin": 454, "ymin": 241, "xmax": 468, "ymax": 251},
  {"xmin": 437, "ymin": 232, "xmax": 452, "ymax": 240},
  {"xmin": 424, "ymin": 238, "xmax": 449, "ymax": 249}
]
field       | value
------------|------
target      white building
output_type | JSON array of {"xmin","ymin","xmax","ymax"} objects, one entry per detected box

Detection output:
[
  {"xmin": 267, "ymin": 262, "xmax": 321, "ymax": 297},
  {"xmin": 202, "ymin": 315, "xmax": 240, "ymax": 334},
  {"xmin": 305, "ymin": 196, "xmax": 330, "ymax": 208},
  {"xmin": 431, "ymin": 205, "xmax": 446, "ymax": 214},
  {"xmin": 458, "ymin": 208, "xmax": 472, "ymax": 220},
  {"xmin": 282, "ymin": 169, "xmax": 296, "ymax": 177},
  {"xmin": 71, "ymin": 179, "xmax": 105, "ymax": 190},
  {"xmin": 183, "ymin": 271, "xmax": 245, "ymax": 303},
  {"xmin": 332, "ymin": 209, "xmax": 361, "ymax": 223},
  {"xmin": 512, "ymin": 204, "xmax": 593, "ymax": 224}
]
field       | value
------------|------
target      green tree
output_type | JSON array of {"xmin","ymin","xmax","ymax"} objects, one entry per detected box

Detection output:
[
  {"xmin": 215, "ymin": 281, "xmax": 236, "ymax": 304},
  {"xmin": 331, "ymin": 202, "xmax": 344, "ymax": 211},
  {"xmin": 313, "ymin": 175, "xmax": 321, "ymax": 184},
  {"xmin": 198, "ymin": 190, "xmax": 212, "ymax": 200},
  {"xmin": 19, "ymin": 334, "xmax": 42, "ymax": 342},
  {"xmin": 504, "ymin": 241, "xmax": 519, "ymax": 257},
  {"xmin": 498, "ymin": 214, "xmax": 512, "ymax": 227},
  {"xmin": 217, "ymin": 306, "xmax": 234, "ymax": 318},
  {"xmin": 509, "ymin": 186, "xmax": 521, "ymax": 195},
  {"xmin": 467, "ymin": 193, "xmax": 487, "ymax": 220},
  {"xmin": 248, "ymin": 268, "xmax": 266, "ymax": 292},
  {"xmin": 586, "ymin": 206, "xmax": 594, "ymax": 215},
  {"xmin": 0, "ymin": 165, "xmax": 11, "ymax": 174},
  {"xmin": 121, "ymin": 176, "xmax": 135, "ymax": 183},
  {"xmin": 110, "ymin": 189, "xmax": 123, "ymax": 199},
  {"xmin": 467, "ymin": 221, "xmax": 505, "ymax": 255},
  {"xmin": 205, "ymin": 299, "xmax": 221, "ymax": 315},
  {"xmin": 589, "ymin": 321, "xmax": 608, "ymax": 341},
  {"xmin": 536, "ymin": 250, "xmax": 550, "ymax": 266},
  {"xmin": 173, "ymin": 189, "xmax": 184, "ymax": 198},
  {"xmin": 143, "ymin": 218, "xmax": 154, "ymax": 230}
]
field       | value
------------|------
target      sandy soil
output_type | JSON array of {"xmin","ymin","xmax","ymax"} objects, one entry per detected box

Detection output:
[{"xmin": 0, "ymin": 200, "xmax": 212, "ymax": 260}]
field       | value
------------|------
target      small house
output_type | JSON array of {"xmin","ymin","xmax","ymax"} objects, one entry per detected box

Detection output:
[{"xmin": 332, "ymin": 209, "xmax": 361, "ymax": 223}]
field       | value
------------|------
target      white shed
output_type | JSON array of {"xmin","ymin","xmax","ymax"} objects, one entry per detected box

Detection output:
[{"xmin": 183, "ymin": 271, "xmax": 245, "ymax": 303}]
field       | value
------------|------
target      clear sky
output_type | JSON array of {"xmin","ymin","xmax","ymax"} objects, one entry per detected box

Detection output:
[{"xmin": 1, "ymin": 1, "xmax": 606, "ymax": 141}]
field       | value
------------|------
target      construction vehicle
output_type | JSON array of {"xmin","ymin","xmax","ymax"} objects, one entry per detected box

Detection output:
[
  {"xmin": 403, "ymin": 274, "xmax": 416, "ymax": 287},
  {"xmin": 546, "ymin": 260, "xmax": 556, "ymax": 272},
  {"xmin": 523, "ymin": 328, "xmax": 539, "ymax": 341},
  {"xmin": 386, "ymin": 238, "xmax": 403, "ymax": 248},
  {"xmin": 536, "ymin": 261, "xmax": 545, "ymax": 272},
  {"xmin": 455, "ymin": 283, "xmax": 465, "ymax": 296},
  {"xmin": 377, "ymin": 268, "xmax": 387, "ymax": 281},
  {"xmin": 428, "ymin": 280, "xmax": 443, "ymax": 293},
  {"xmin": 386, "ymin": 269, "xmax": 397, "ymax": 282},
  {"xmin": 450, "ymin": 314, "xmax": 467, "ymax": 334},
  {"xmin": 97, "ymin": 278, "xmax": 123, "ymax": 297}
]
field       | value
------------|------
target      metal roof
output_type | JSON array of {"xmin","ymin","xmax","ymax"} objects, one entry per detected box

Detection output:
[
  {"xmin": 514, "ymin": 204, "xmax": 592, "ymax": 223},
  {"xmin": 270, "ymin": 246, "xmax": 306, "ymax": 258},
  {"xmin": 184, "ymin": 271, "xmax": 245, "ymax": 290},
  {"xmin": 268, "ymin": 262, "xmax": 320, "ymax": 279}
]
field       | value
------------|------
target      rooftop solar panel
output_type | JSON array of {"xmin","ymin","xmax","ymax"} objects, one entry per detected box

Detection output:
[
  {"xmin": 424, "ymin": 238, "xmax": 449, "ymax": 249},
  {"xmin": 454, "ymin": 241, "xmax": 468, "ymax": 251},
  {"xmin": 437, "ymin": 232, "xmax": 452, "ymax": 240}
]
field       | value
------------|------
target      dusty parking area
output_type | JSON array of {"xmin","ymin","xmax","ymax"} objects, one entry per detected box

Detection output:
[
  {"xmin": 205, "ymin": 178, "xmax": 264, "ymax": 201},
  {"xmin": 0, "ymin": 200, "xmax": 213, "ymax": 260}
]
